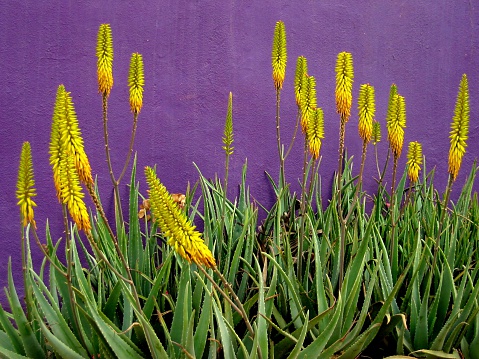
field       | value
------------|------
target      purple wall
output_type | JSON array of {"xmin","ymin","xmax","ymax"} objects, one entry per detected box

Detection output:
[{"xmin": 1, "ymin": 1, "xmax": 478, "ymax": 298}]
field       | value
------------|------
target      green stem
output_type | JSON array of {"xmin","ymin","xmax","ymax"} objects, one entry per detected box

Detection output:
[
  {"xmin": 345, "ymin": 140, "xmax": 368, "ymax": 223},
  {"xmin": 284, "ymin": 110, "xmax": 301, "ymax": 160},
  {"xmin": 219, "ymin": 152, "xmax": 230, "ymax": 273},
  {"xmin": 337, "ymin": 116, "xmax": 346, "ymax": 290},
  {"xmin": 297, "ymin": 138, "xmax": 309, "ymax": 278},
  {"xmin": 101, "ymin": 94, "xmax": 124, "ymax": 223},
  {"xmin": 276, "ymin": 89, "xmax": 285, "ymax": 190},
  {"xmin": 117, "ymin": 111, "xmax": 139, "ymax": 185},
  {"xmin": 390, "ymin": 155, "xmax": 399, "ymax": 281}
]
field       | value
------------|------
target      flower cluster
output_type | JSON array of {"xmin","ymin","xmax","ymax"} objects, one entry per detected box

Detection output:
[{"xmin": 145, "ymin": 166, "xmax": 216, "ymax": 268}]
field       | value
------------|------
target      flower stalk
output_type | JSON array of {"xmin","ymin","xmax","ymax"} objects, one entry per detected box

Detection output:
[
  {"xmin": 433, "ymin": 74, "xmax": 470, "ymax": 272},
  {"xmin": 386, "ymin": 87, "xmax": 406, "ymax": 281},
  {"xmin": 117, "ymin": 52, "xmax": 145, "ymax": 184},
  {"xmin": 335, "ymin": 51, "xmax": 354, "ymax": 289},
  {"xmin": 272, "ymin": 21, "xmax": 287, "ymax": 189}
]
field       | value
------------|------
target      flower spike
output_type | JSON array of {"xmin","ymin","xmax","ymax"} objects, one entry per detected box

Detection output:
[
  {"xmin": 358, "ymin": 84, "xmax": 376, "ymax": 143},
  {"xmin": 272, "ymin": 21, "xmax": 287, "ymax": 90},
  {"xmin": 335, "ymin": 52, "xmax": 354, "ymax": 121},
  {"xmin": 301, "ymin": 75, "xmax": 317, "ymax": 134},
  {"xmin": 58, "ymin": 88, "xmax": 93, "ymax": 185},
  {"xmin": 372, "ymin": 120, "xmax": 381, "ymax": 145},
  {"xmin": 59, "ymin": 153, "xmax": 91, "ymax": 232},
  {"xmin": 448, "ymin": 74, "xmax": 470, "ymax": 181},
  {"xmin": 387, "ymin": 94, "xmax": 406, "ymax": 158},
  {"xmin": 222, "ymin": 92, "xmax": 234, "ymax": 156},
  {"xmin": 128, "ymin": 53, "xmax": 144, "ymax": 114},
  {"xmin": 50, "ymin": 85, "xmax": 66, "ymax": 200},
  {"xmin": 294, "ymin": 56, "xmax": 308, "ymax": 107},
  {"xmin": 145, "ymin": 167, "xmax": 216, "ymax": 268},
  {"xmin": 407, "ymin": 141, "xmax": 423, "ymax": 183},
  {"xmin": 96, "ymin": 24, "xmax": 114, "ymax": 96},
  {"xmin": 16, "ymin": 142, "xmax": 37, "ymax": 228},
  {"xmin": 307, "ymin": 107, "xmax": 325, "ymax": 160}
]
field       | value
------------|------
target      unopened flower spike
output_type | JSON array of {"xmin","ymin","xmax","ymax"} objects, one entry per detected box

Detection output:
[
  {"xmin": 16, "ymin": 142, "xmax": 37, "ymax": 229},
  {"xmin": 50, "ymin": 85, "xmax": 66, "ymax": 201},
  {"xmin": 372, "ymin": 120, "xmax": 381, "ymax": 145},
  {"xmin": 145, "ymin": 166, "xmax": 216, "ymax": 268},
  {"xmin": 407, "ymin": 141, "xmax": 423, "ymax": 183},
  {"xmin": 96, "ymin": 24, "xmax": 114, "ymax": 96},
  {"xmin": 386, "ymin": 84, "xmax": 398, "ymax": 123},
  {"xmin": 387, "ymin": 94, "xmax": 406, "ymax": 158},
  {"xmin": 58, "ymin": 88, "xmax": 93, "ymax": 185},
  {"xmin": 272, "ymin": 21, "xmax": 287, "ymax": 90},
  {"xmin": 358, "ymin": 84, "xmax": 376, "ymax": 143},
  {"xmin": 301, "ymin": 75, "xmax": 317, "ymax": 134},
  {"xmin": 294, "ymin": 56, "xmax": 308, "ymax": 107},
  {"xmin": 335, "ymin": 51, "xmax": 354, "ymax": 121},
  {"xmin": 222, "ymin": 92, "xmax": 234, "ymax": 156},
  {"xmin": 128, "ymin": 52, "xmax": 144, "ymax": 114},
  {"xmin": 448, "ymin": 74, "xmax": 469, "ymax": 181},
  {"xmin": 59, "ymin": 152, "xmax": 91, "ymax": 232},
  {"xmin": 307, "ymin": 107, "xmax": 324, "ymax": 160}
]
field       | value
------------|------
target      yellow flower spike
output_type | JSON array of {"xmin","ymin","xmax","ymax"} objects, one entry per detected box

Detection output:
[
  {"xmin": 128, "ymin": 53, "xmax": 144, "ymax": 114},
  {"xmin": 294, "ymin": 56, "xmax": 308, "ymax": 107},
  {"xmin": 59, "ymin": 152, "xmax": 91, "ymax": 232},
  {"xmin": 300, "ymin": 75, "xmax": 317, "ymax": 134},
  {"xmin": 58, "ymin": 88, "xmax": 93, "ymax": 185},
  {"xmin": 272, "ymin": 21, "xmax": 287, "ymax": 90},
  {"xmin": 386, "ymin": 83, "xmax": 398, "ymax": 131},
  {"xmin": 358, "ymin": 84, "xmax": 376, "ymax": 143},
  {"xmin": 16, "ymin": 142, "xmax": 37, "ymax": 229},
  {"xmin": 307, "ymin": 107, "xmax": 325, "ymax": 160},
  {"xmin": 448, "ymin": 74, "xmax": 470, "ymax": 181},
  {"xmin": 222, "ymin": 92, "xmax": 234, "ymax": 156},
  {"xmin": 335, "ymin": 52, "xmax": 354, "ymax": 121},
  {"xmin": 50, "ymin": 85, "xmax": 66, "ymax": 201},
  {"xmin": 407, "ymin": 141, "xmax": 423, "ymax": 183},
  {"xmin": 145, "ymin": 167, "xmax": 216, "ymax": 268},
  {"xmin": 372, "ymin": 120, "xmax": 381, "ymax": 145},
  {"xmin": 96, "ymin": 24, "xmax": 114, "ymax": 96},
  {"xmin": 387, "ymin": 94, "xmax": 406, "ymax": 158}
]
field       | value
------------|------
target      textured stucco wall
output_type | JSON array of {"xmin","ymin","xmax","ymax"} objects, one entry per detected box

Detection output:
[{"xmin": 1, "ymin": 1, "xmax": 478, "ymax": 299}]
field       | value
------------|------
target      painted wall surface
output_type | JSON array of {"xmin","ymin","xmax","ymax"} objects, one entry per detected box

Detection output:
[{"xmin": 1, "ymin": 1, "xmax": 478, "ymax": 298}]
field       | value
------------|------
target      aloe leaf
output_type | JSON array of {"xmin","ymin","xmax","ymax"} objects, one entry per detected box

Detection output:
[
  {"xmin": 29, "ymin": 271, "xmax": 88, "ymax": 357},
  {"xmin": 0, "ymin": 346, "xmax": 29, "ymax": 359},
  {"xmin": 103, "ymin": 281, "xmax": 122, "ymax": 320},
  {"xmin": 413, "ymin": 278, "xmax": 430, "ymax": 350},
  {"xmin": 0, "ymin": 306, "xmax": 24, "ymax": 355},
  {"xmin": 6, "ymin": 259, "xmax": 44, "ymax": 358},
  {"xmin": 135, "ymin": 313, "xmax": 169, "ymax": 359},
  {"xmin": 298, "ymin": 295, "xmax": 342, "ymax": 358},
  {"xmin": 212, "ymin": 297, "xmax": 236, "ymax": 359},
  {"xmin": 411, "ymin": 349, "xmax": 461, "ymax": 358},
  {"xmin": 143, "ymin": 250, "xmax": 173, "ymax": 320},
  {"xmin": 193, "ymin": 272, "xmax": 212, "ymax": 357},
  {"xmin": 182, "ymin": 310, "xmax": 197, "ymax": 358},
  {"xmin": 262, "ymin": 252, "xmax": 306, "ymax": 324},
  {"xmin": 170, "ymin": 264, "xmax": 192, "ymax": 356},
  {"xmin": 274, "ymin": 305, "xmax": 333, "ymax": 357},
  {"xmin": 341, "ymin": 264, "xmax": 379, "ymax": 347},
  {"xmin": 71, "ymin": 242, "xmax": 145, "ymax": 359},
  {"xmin": 287, "ymin": 311, "xmax": 309, "ymax": 359},
  {"xmin": 30, "ymin": 304, "xmax": 84, "ymax": 359},
  {"xmin": 337, "ymin": 322, "xmax": 382, "ymax": 359},
  {"xmin": 255, "ymin": 256, "xmax": 268, "ymax": 358}
]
